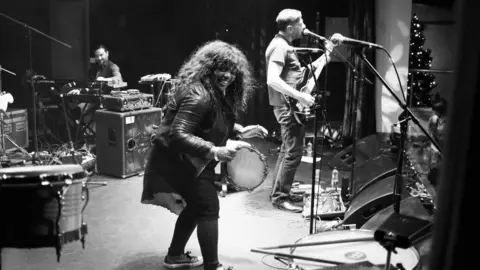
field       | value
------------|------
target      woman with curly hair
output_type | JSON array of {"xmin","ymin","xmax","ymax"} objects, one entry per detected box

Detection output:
[{"xmin": 141, "ymin": 40, "xmax": 267, "ymax": 270}]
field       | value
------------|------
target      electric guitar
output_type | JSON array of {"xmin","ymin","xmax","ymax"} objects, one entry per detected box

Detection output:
[
  {"xmin": 285, "ymin": 41, "xmax": 335, "ymax": 125},
  {"xmin": 284, "ymin": 57, "xmax": 327, "ymax": 125}
]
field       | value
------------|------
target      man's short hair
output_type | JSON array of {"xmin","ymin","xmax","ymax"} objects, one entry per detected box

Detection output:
[{"xmin": 276, "ymin": 9, "xmax": 302, "ymax": 31}]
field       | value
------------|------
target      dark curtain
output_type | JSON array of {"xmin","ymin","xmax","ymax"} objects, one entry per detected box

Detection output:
[
  {"xmin": 429, "ymin": 0, "xmax": 478, "ymax": 269},
  {"xmin": 342, "ymin": 0, "xmax": 376, "ymax": 141},
  {"xmin": 232, "ymin": 0, "xmax": 278, "ymax": 132}
]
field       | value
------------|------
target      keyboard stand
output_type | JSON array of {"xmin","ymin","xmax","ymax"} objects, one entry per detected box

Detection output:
[{"xmin": 76, "ymin": 102, "xmax": 96, "ymax": 143}]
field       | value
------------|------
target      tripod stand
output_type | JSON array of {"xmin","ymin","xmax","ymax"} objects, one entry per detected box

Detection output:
[{"xmin": 0, "ymin": 12, "xmax": 71, "ymax": 163}]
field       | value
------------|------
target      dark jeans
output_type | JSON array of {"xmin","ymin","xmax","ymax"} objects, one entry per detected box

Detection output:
[
  {"xmin": 270, "ymin": 106, "xmax": 305, "ymax": 204},
  {"xmin": 167, "ymin": 167, "xmax": 220, "ymax": 268}
]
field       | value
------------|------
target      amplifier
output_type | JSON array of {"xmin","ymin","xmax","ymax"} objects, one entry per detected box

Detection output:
[
  {"xmin": 102, "ymin": 91, "xmax": 153, "ymax": 112},
  {"xmin": 96, "ymin": 107, "xmax": 162, "ymax": 178},
  {"xmin": 1, "ymin": 109, "xmax": 29, "ymax": 152}
]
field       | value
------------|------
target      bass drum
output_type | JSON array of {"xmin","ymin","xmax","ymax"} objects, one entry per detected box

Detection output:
[{"xmin": 290, "ymin": 229, "xmax": 420, "ymax": 269}]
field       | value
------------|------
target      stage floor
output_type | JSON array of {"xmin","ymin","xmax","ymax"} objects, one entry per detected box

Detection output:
[{"xmin": 1, "ymin": 137, "xmax": 433, "ymax": 270}]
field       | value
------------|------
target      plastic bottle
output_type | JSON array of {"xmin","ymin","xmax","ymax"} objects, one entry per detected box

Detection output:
[
  {"xmin": 306, "ymin": 142, "xmax": 313, "ymax": 157},
  {"xmin": 315, "ymin": 169, "xmax": 321, "ymax": 182},
  {"xmin": 331, "ymin": 167, "xmax": 339, "ymax": 189},
  {"xmin": 220, "ymin": 182, "xmax": 227, "ymax": 197}
]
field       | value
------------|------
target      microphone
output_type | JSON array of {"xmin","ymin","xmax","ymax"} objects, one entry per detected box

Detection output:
[
  {"xmin": 288, "ymin": 47, "xmax": 323, "ymax": 54},
  {"xmin": 330, "ymin": 33, "xmax": 383, "ymax": 49},
  {"xmin": 302, "ymin": 29, "xmax": 327, "ymax": 41}
]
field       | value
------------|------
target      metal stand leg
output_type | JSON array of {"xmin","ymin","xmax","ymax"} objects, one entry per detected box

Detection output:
[{"xmin": 1, "ymin": 112, "xmax": 32, "ymax": 163}]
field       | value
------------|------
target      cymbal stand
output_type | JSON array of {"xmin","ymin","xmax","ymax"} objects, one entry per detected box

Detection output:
[{"xmin": 0, "ymin": 12, "xmax": 71, "ymax": 164}]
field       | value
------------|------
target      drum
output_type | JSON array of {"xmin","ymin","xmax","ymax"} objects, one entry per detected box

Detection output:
[
  {"xmin": 0, "ymin": 165, "xmax": 89, "ymax": 261},
  {"xmin": 290, "ymin": 229, "xmax": 420, "ymax": 269},
  {"xmin": 225, "ymin": 146, "xmax": 269, "ymax": 192}
]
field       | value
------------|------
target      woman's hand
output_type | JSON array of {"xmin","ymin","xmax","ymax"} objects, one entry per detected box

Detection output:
[
  {"xmin": 227, "ymin": 140, "xmax": 251, "ymax": 150},
  {"xmin": 238, "ymin": 125, "xmax": 268, "ymax": 139},
  {"xmin": 212, "ymin": 140, "xmax": 252, "ymax": 162},
  {"xmin": 212, "ymin": 145, "xmax": 238, "ymax": 162}
]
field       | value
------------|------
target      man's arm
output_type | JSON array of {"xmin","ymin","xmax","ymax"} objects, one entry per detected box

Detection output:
[
  {"xmin": 110, "ymin": 64, "xmax": 123, "ymax": 82},
  {"xmin": 97, "ymin": 63, "xmax": 123, "ymax": 83},
  {"xmin": 266, "ymin": 61, "xmax": 302, "ymax": 100},
  {"xmin": 233, "ymin": 123, "xmax": 244, "ymax": 133},
  {"xmin": 267, "ymin": 61, "xmax": 313, "ymax": 106},
  {"xmin": 311, "ymin": 41, "xmax": 334, "ymax": 74}
]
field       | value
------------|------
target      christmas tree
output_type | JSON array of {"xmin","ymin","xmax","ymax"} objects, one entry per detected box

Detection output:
[{"xmin": 407, "ymin": 13, "xmax": 437, "ymax": 107}]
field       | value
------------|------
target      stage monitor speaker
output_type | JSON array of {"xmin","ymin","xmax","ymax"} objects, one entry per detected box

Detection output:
[
  {"xmin": 329, "ymin": 134, "xmax": 389, "ymax": 171},
  {"xmin": 96, "ymin": 107, "xmax": 162, "ymax": 178},
  {"xmin": 361, "ymin": 196, "xmax": 433, "ymax": 247},
  {"xmin": 342, "ymin": 175, "xmax": 409, "ymax": 228}
]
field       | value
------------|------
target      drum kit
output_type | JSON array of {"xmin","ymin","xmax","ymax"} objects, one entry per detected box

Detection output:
[{"xmin": 0, "ymin": 164, "xmax": 107, "ymax": 268}]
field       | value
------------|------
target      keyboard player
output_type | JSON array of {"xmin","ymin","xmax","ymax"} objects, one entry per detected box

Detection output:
[{"xmin": 67, "ymin": 44, "xmax": 124, "ymax": 135}]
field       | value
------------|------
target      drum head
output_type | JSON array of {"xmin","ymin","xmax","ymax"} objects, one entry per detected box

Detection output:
[
  {"xmin": 290, "ymin": 230, "xmax": 420, "ymax": 270},
  {"xmin": 226, "ymin": 146, "xmax": 268, "ymax": 191},
  {"xmin": 0, "ymin": 165, "xmax": 87, "ymax": 182}
]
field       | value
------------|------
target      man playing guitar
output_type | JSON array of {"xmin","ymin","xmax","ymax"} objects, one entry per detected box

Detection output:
[{"xmin": 266, "ymin": 8, "xmax": 335, "ymax": 212}]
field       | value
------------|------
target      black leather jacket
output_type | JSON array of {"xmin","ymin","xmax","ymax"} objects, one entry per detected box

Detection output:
[{"xmin": 153, "ymin": 82, "xmax": 237, "ymax": 176}]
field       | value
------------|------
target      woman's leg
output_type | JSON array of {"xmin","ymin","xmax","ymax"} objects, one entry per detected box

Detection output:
[
  {"xmin": 167, "ymin": 206, "xmax": 197, "ymax": 256},
  {"xmin": 194, "ymin": 168, "xmax": 222, "ymax": 269},
  {"xmin": 197, "ymin": 219, "xmax": 219, "ymax": 270},
  {"xmin": 164, "ymin": 205, "xmax": 204, "ymax": 268}
]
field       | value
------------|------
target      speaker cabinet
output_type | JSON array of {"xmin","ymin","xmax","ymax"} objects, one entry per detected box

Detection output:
[
  {"xmin": 329, "ymin": 134, "xmax": 386, "ymax": 170},
  {"xmin": 351, "ymin": 158, "xmax": 397, "ymax": 196},
  {"xmin": 342, "ymin": 175, "xmax": 409, "ymax": 228},
  {"xmin": 330, "ymin": 134, "xmax": 397, "ymax": 195},
  {"xmin": 96, "ymin": 108, "xmax": 162, "ymax": 178}
]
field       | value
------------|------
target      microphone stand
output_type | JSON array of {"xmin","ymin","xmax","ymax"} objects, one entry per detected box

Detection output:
[
  {"xmin": 318, "ymin": 40, "xmax": 373, "ymax": 200},
  {"xmin": 347, "ymin": 48, "xmax": 375, "ymax": 199},
  {"xmin": 0, "ymin": 13, "xmax": 71, "ymax": 164},
  {"xmin": 304, "ymin": 42, "xmax": 373, "ymax": 234},
  {"xmin": 356, "ymin": 50, "xmax": 442, "ymax": 214},
  {"xmin": 305, "ymin": 52, "xmax": 324, "ymax": 235}
]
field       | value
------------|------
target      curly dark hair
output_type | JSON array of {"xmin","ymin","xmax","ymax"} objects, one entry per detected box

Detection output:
[{"xmin": 172, "ymin": 40, "xmax": 256, "ymax": 113}]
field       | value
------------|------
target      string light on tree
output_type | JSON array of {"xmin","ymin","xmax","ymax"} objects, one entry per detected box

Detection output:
[{"xmin": 407, "ymin": 13, "xmax": 437, "ymax": 107}]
